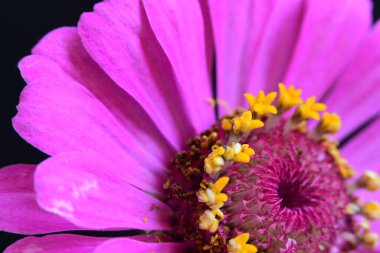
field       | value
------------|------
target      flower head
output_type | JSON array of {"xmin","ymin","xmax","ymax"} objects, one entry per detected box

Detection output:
[{"xmin": 2, "ymin": 0, "xmax": 380, "ymax": 253}]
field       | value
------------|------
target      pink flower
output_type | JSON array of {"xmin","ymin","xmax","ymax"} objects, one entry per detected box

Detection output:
[{"xmin": 2, "ymin": 0, "xmax": 380, "ymax": 252}]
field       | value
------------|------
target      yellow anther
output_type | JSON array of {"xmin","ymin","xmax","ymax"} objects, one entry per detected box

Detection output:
[
  {"xmin": 358, "ymin": 171, "xmax": 380, "ymax": 192},
  {"xmin": 277, "ymin": 83, "xmax": 303, "ymax": 112},
  {"xmin": 204, "ymin": 147, "xmax": 226, "ymax": 175},
  {"xmin": 362, "ymin": 201, "xmax": 380, "ymax": 221},
  {"xmin": 197, "ymin": 177, "xmax": 229, "ymax": 209},
  {"xmin": 227, "ymin": 233, "xmax": 258, "ymax": 253},
  {"xmin": 199, "ymin": 209, "xmax": 224, "ymax": 233},
  {"xmin": 233, "ymin": 111, "xmax": 264, "ymax": 134},
  {"xmin": 319, "ymin": 112, "xmax": 341, "ymax": 134},
  {"xmin": 362, "ymin": 232, "xmax": 379, "ymax": 249},
  {"xmin": 327, "ymin": 145, "xmax": 355, "ymax": 179},
  {"xmin": 338, "ymin": 164, "xmax": 355, "ymax": 179},
  {"xmin": 224, "ymin": 142, "xmax": 255, "ymax": 163},
  {"xmin": 222, "ymin": 118, "xmax": 233, "ymax": 131},
  {"xmin": 245, "ymin": 91, "xmax": 277, "ymax": 118},
  {"xmin": 296, "ymin": 96, "xmax": 326, "ymax": 120}
]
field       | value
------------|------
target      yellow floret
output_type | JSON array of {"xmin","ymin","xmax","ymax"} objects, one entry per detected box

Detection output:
[
  {"xmin": 204, "ymin": 147, "xmax": 226, "ymax": 175},
  {"xmin": 244, "ymin": 91, "xmax": 277, "ymax": 118},
  {"xmin": 222, "ymin": 118, "xmax": 233, "ymax": 131},
  {"xmin": 362, "ymin": 201, "xmax": 380, "ymax": 221},
  {"xmin": 233, "ymin": 111, "xmax": 264, "ymax": 134},
  {"xmin": 362, "ymin": 232, "xmax": 379, "ymax": 249},
  {"xmin": 296, "ymin": 96, "xmax": 326, "ymax": 120},
  {"xmin": 319, "ymin": 112, "xmax": 341, "ymax": 134},
  {"xmin": 277, "ymin": 83, "xmax": 303, "ymax": 112},
  {"xmin": 197, "ymin": 177, "xmax": 230, "ymax": 209},
  {"xmin": 224, "ymin": 142, "xmax": 255, "ymax": 163},
  {"xmin": 227, "ymin": 233, "xmax": 258, "ymax": 253},
  {"xmin": 199, "ymin": 209, "xmax": 224, "ymax": 233},
  {"xmin": 358, "ymin": 171, "xmax": 380, "ymax": 192}
]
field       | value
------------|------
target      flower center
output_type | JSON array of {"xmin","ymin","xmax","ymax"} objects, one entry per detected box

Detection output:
[{"xmin": 164, "ymin": 84, "xmax": 380, "ymax": 252}]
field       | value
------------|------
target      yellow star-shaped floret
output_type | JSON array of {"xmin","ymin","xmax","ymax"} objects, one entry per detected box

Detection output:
[
  {"xmin": 296, "ymin": 96, "xmax": 326, "ymax": 120},
  {"xmin": 362, "ymin": 201, "xmax": 380, "ymax": 221},
  {"xmin": 244, "ymin": 91, "xmax": 277, "ymax": 118},
  {"xmin": 277, "ymin": 83, "xmax": 303, "ymax": 112},
  {"xmin": 319, "ymin": 112, "xmax": 341, "ymax": 134},
  {"xmin": 204, "ymin": 147, "xmax": 226, "ymax": 175},
  {"xmin": 197, "ymin": 177, "xmax": 229, "ymax": 209},
  {"xmin": 358, "ymin": 171, "xmax": 380, "ymax": 192},
  {"xmin": 199, "ymin": 209, "xmax": 224, "ymax": 233},
  {"xmin": 224, "ymin": 142, "xmax": 255, "ymax": 163},
  {"xmin": 232, "ymin": 111, "xmax": 264, "ymax": 134},
  {"xmin": 227, "ymin": 233, "xmax": 257, "ymax": 253}
]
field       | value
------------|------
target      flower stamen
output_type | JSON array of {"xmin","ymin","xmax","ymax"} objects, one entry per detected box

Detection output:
[
  {"xmin": 224, "ymin": 142, "xmax": 255, "ymax": 163},
  {"xmin": 295, "ymin": 96, "xmax": 327, "ymax": 121},
  {"xmin": 361, "ymin": 201, "xmax": 380, "ymax": 221},
  {"xmin": 197, "ymin": 177, "xmax": 230, "ymax": 209},
  {"xmin": 244, "ymin": 91, "xmax": 277, "ymax": 118},
  {"xmin": 277, "ymin": 83, "xmax": 303, "ymax": 113},
  {"xmin": 357, "ymin": 171, "xmax": 380, "ymax": 192},
  {"xmin": 199, "ymin": 209, "xmax": 224, "ymax": 233},
  {"xmin": 227, "ymin": 233, "xmax": 258, "ymax": 253},
  {"xmin": 204, "ymin": 147, "xmax": 226, "ymax": 175}
]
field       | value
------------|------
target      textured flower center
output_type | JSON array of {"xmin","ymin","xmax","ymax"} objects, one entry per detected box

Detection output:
[{"xmin": 164, "ymin": 84, "xmax": 380, "ymax": 252}]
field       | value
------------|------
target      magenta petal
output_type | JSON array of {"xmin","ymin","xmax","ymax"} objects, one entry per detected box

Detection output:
[
  {"xmin": 15, "ymin": 55, "xmax": 171, "ymax": 175},
  {"xmin": 94, "ymin": 238, "xmax": 187, "ymax": 253},
  {"xmin": 285, "ymin": 0, "xmax": 372, "ymax": 99},
  {"xmin": 35, "ymin": 152, "xmax": 173, "ymax": 231},
  {"xmin": 246, "ymin": 0, "xmax": 305, "ymax": 95},
  {"xmin": 341, "ymin": 119, "xmax": 380, "ymax": 172},
  {"xmin": 31, "ymin": 27, "xmax": 174, "ymax": 163},
  {"xmin": 0, "ymin": 164, "xmax": 80, "ymax": 234},
  {"xmin": 78, "ymin": 0, "xmax": 205, "ymax": 149},
  {"xmin": 208, "ymin": 0, "xmax": 274, "ymax": 110},
  {"xmin": 325, "ymin": 23, "xmax": 380, "ymax": 140},
  {"xmin": 4, "ymin": 234, "xmax": 107, "ymax": 253},
  {"xmin": 142, "ymin": 0, "xmax": 214, "ymax": 132}
]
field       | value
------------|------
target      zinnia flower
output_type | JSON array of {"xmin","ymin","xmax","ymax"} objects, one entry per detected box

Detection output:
[{"xmin": 2, "ymin": 0, "xmax": 380, "ymax": 252}]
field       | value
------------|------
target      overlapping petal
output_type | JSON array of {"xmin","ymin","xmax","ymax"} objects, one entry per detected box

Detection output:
[
  {"xmin": 325, "ymin": 22, "xmax": 380, "ymax": 140},
  {"xmin": 209, "ymin": 0, "xmax": 371, "ymax": 111},
  {"xmin": 15, "ymin": 55, "xmax": 169, "ymax": 182},
  {"xmin": 78, "ymin": 0, "xmax": 214, "ymax": 149},
  {"xmin": 143, "ymin": 0, "xmax": 215, "ymax": 129},
  {"xmin": 94, "ymin": 238, "xmax": 187, "ymax": 253},
  {"xmin": 4, "ymin": 234, "xmax": 108, "ymax": 253},
  {"xmin": 35, "ymin": 152, "xmax": 172, "ymax": 231},
  {"xmin": 0, "ymin": 164, "xmax": 80, "ymax": 234},
  {"xmin": 285, "ymin": 0, "xmax": 372, "ymax": 99},
  {"xmin": 341, "ymin": 119, "xmax": 380, "ymax": 172},
  {"xmin": 208, "ymin": 0, "xmax": 277, "ymax": 110}
]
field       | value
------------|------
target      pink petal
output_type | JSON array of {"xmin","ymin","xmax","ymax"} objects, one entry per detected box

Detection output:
[
  {"xmin": 94, "ymin": 238, "xmax": 187, "ymax": 253},
  {"xmin": 246, "ymin": 0, "xmax": 305, "ymax": 96},
  {"xmin": 78, "ymin": 0, "xmax": 211, "ymax": 149},
  {"xmin": 341, "ymin": 119, "xmax": 380, "ymax": 172},
  {"xmin": 35, "ymin": 152, "xmax": 173, "ymax": 231},
  {"xmin": 4, "ymin": 234, "xmax": 107, "ymax": 253},
  {"xmin": 0, "ymin": 164, "xmax": 80, "ymax": 234},
  {"xmin": 285, "ymin": 0, "xmax": 372, "ymax": 99},
  {"xmin": 208, "ymin": 0, "xmax": 274, "ymax": 110},
  {"xmin": 142, "ymin": 0, "xmax": 214, "ymax": 131},
  {"xmin": 325, "ymin": 22, "xmax": 380, "ymax": 140},
  {"xmin": 31, "ymin": 27, "xmax": 174, "ymax": 160},
  {"xmin": 15, "ymin": 55, "xmax": 170, "ymax": 178}
]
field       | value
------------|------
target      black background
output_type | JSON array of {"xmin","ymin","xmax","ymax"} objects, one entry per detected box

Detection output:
[{"xmin": 0, "ymin": 0, "xmax": 379, "ymax": 251}]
